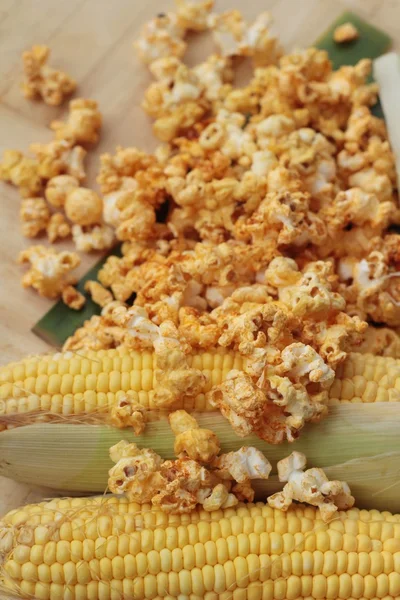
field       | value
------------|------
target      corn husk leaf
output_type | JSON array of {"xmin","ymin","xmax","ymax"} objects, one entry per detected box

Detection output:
[
  {"xmin": 1, "ymin": 403, "xmax": 399, "ymax": 512},
  {"xmin": 31, "ymin": 12, "xmax": 391, "ymax": 348}
]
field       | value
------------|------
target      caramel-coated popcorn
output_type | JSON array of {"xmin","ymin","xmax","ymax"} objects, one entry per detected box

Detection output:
[
  {"xmin": 21, "ymin": 45, "xmax": 76, "ymax": 106},
  {"xmin": 31, "ymin": 141, "xmax": 86, "ymax": 181},
  {"xmin": 45, "ymin": 175, "xmax": 79, "ymax": 208}
]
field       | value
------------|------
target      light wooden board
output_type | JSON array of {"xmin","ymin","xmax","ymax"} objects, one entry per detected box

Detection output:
[{"xmin": 0, "ymin": 0, "xmax": 398, "ymax": 517}]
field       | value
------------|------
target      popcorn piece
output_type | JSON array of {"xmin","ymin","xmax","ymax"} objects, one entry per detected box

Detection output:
[
  {"xmin": 61, "ymin": 285, "xmax": 86, "ymax": 310},
  {"xmin": 46, "ymin": 213, "xmax": 71, "ymax": 243},
  {"xmin": 65, "ymin": 187, "xmax": 103, "ymax": 225},
  {"xmin": 97, "ymin": 146, "xmax": 157, "ymax": 194},
  {"xmin": 134, "ymin": 12, "xmax": 186, "ymax": 65},
  {"xmin": 213, "ymin": 447, "xmax": 272, "ymax": 482},
  {"xmin": 175, "ymin": 0, "xmax": 214, "ymax": 31},
  {"xmin": 18, "ymin": 245, "xmax": 80, "ymax": 298},
  {"xmin": 72, "ymin": 224, "xmax": 115, "ymax": 252},
  {"xmin": 45, "ymin": 175, "xmax": 79, "ymax": 208},
  {"xmin": 110, "ymin": 391, "xmax": 146, "ymax": 435},
  {"xmin": 21, "ymin": 44, "xmax": 76, "ymax": 106},
  {"xmin": 202, "ymin": 483, "xmax": 237, "ymax": 511},
  {"xmin": 108, "ymin": 442, "xmax": 164, "ymax": 500},
  {"xmin": 355, "ymin": 326, "xmax": 400, "ymax": 358},
  {"xmin": 209, "ymin": 10, "xmax": 281, "ymax": 65},
  {"xmin": 0, "ymin": 150, "xmax": 41, "ymax": 198},
  {"xmin": 277, "ymin": 343, "xmax": 335, "ymax": 388},
  {"xmin": 19, "ymin": 197, "xmax": 50, "ymax": 238},
  {"xmin": 268, "ymin": 451, "xmax": 355, "ymax": 522},
  {"xmin": 169, "ymin": 410, "xmax": 220, "ymax": 463},
  {"xmin": 51, "ymin": 98, "xmax": 102, "ymax": 144},
  {"xmin": 333, "ymin": 22, "xmax": 359, "ymax": 44},
  {"xmin": 30, "ymin": 141, "xmax": 86, "ymax": 181},
  {"xmin": 84, "ymin": 280, "xmax": 113, "ymax": 308}
]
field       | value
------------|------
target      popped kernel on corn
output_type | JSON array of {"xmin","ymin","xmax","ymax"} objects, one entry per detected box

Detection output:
[
  {"xmin": 46, "ymin": 212, "xmax": 71, "ymax": 243},
  {"xmin": 45, "ymin": 174, "xmax": 79, "ymax": 208},
  {"xmin": 268, "ymin": 451, "xmax": 354, "ymax": 522},
  {"xmin": 65, "ymin": 187, "xmax": 103, "ymax": 225},
  {"xmin": 72, "ymin": 224, "xmax": 115, "ymax": 253},
  {"xmin": 333, "ymin": 22, "xmax": 359, "ymax": 44},
  {"xmin": 0, "ymin": 150, "xmax": 41, "ymax": 198},
  {"xmin": 169, "ymin": 410, "xmax": 220, "ymax": 463},
  {"xmin": 354, "ymin": 325, "xmax": 400, "ymax": 358},
  {"xmin": 110, "ymin": 391, "xmax": 147, "ymax": 434},
  {"xmin": 18, "ymin": 245, "xmax": 80, "ymax": 299},
  {"xmin": 21, "ymin": 44, "xmax": 76, "ymax": 106},
  {"xmin": 108, "ymin": 438, "xmax": 269, "ymax": 514},
  {"xmin": 212, "ymin": 446, "xmax": 272, "ymax": 482},
  {"xmin": 175, "ymin": 0, "xmax": 214, "ymax": 31},
  {"xmin": 84, "ymin": 280, "xmax": 113, "ymax": 307},
  {"xmin": 134, "ymin": 12, "xmax": 186, "ymax": 66},
  {"xmin": 19, "ymin": 197, "xmax": 50, "ymax": 238},
  {"xmin": 51, "ymin": 98, "xmax": 102, "ymax": 144},
  {"xmin": 61, "ymin": 285, "xmax": 86, "ymax": 310},
  {"xmin": 30, "ymin": 140, "xmax": 86, "ymax": 181}
]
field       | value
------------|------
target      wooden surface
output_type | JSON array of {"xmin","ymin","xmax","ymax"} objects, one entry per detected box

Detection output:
[{"xmin": 0, "ymin": 0, "xmax": 399, "ymax": 517}]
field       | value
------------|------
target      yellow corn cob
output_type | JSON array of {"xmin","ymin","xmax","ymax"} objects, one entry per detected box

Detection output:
[
  {"xmin": 1, "ymin": 496, "xmax": 400, "ymax": 600},
  {"xmin": 1, "ymin": 350, "xmax": 400, "ymax": 425}
]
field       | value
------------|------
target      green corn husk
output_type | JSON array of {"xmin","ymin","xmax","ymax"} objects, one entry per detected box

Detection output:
[
  {"xmin": 1, "ymin": 404, "xmax": 399, "ymax": 512},
  {"xmin": 32, "ymin": 12, "xmax": 392, "ymax": 348}
]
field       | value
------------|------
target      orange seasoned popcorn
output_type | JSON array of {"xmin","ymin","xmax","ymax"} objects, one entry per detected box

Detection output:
[
  {"xmin": 19, "ymin": 197, "xmax": 50, "ymax": 238},
  {"xmin": 45, "ymin": 175, "xmax": 79, "ymax": 208},
  {"xmin": 21, "ymin": 44, "xmax": 76, "ymax": 106},
  {"xmin": 65, "ymin": 187, "xmax": 103, "ymax": 225},
  {"xmin": 51, "ymin": 98, "xmax": 102, "ymax": 144},
  {"xmin": 0, "ymin": 150, "xmax": 41, "ymax": 198},
  {"xmin": 61, "ymin": 285, "xmax": 86, "ymax": 310},
  {"xmin": 84, "ymin": 280, "xmax": 113, "ymax": 307},
  {"xmin": 333, "ymin": 22, "xmax": 359, "ymax": 44},
  {"xmin": 18, "ymin": 245, "xmax": 80, "ymax": 299},
  {"xmin": 30, "ymin": 141, "xmax": 86, "ymax": 181},
  {"xmin": 46, "ymin": 213, "xmax": 71, "ymax": 243}
]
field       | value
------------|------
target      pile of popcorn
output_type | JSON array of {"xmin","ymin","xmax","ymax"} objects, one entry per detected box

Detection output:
[
  {"xmin": 108, "ymin": 410, "xmax": 354, "ymax": 518},
  {"xmin": 2, "ymin": 0, "xmax": 400, "ymax": 443}
]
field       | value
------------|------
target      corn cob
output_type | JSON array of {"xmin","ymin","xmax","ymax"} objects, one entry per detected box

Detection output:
[
  {"xmin": 1, "ymin": 350, "xmax": 400, "ymax": 426},
  {"xmin": 2, "ymin": 496, "xmax": 400, "ymax": 600}
]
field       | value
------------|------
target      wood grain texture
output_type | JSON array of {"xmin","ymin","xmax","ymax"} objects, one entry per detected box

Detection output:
[{"xmin": 0, "ymin": 0, "xmax": 397, "ymax": 517}]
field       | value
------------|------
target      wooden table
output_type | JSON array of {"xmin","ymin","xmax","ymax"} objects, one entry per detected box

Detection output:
[{"xmin": 0, "ymin": 0, "xmax": 398, "ymax": 517}]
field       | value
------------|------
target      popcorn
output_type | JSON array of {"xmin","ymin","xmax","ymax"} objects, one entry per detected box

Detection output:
[
  {"xmin": 212, "ymin": 447, "xmax": 272, "ymax": 482},
  {"xmin": 19, "ymin": 197, "xmax": 50, "ymax": 238},
  {"xmin": 175, "ymin": 0, "xmax": 214, "ymax": 31},
  {"xmin": 134, "ymin": 12, "xmax": 186, "ymax": 65},
  {"xmin": 333, "ymin": 22, "xmax": 359, "ymax": 44},
  {"xmin": 72, "ymin": 224, "xmax": 115, "ymax": 252},
  {"xmin": 110, "ymin": 391, "xmax": 147, "ymax": 434},
  {"xmin": 84, "ymin": 280, "xmax": 113, "ymax": 307},
  {"xmin": 108, "ymin": 436, "xmax": 271, "ymax": 514},
  {"xmin": 169, "ymin": 410, "xmax": 220, "ymax": 463},
  {"xmin": 46, "ymin": 213, "xmax": 71, "ymax": 243},
  {"xmin": 51, "ymin": 98, "xmax": 102, "ymax": 144},
  {"xmin": 65, "ymin": 187, "xmax": 103, "ymax": 225},
  {"xmin": 0, "ymin": 150, "xmax": 41, "ymax": 198},
  {"xmin": 61, "ymin": 285, "xmax": 86, "ymax": 310},
  {"xmin": 18, "ymin": 245, "xmax": 80, "ymax": 298},
  {"xmin": 21, "ymin": 44, "xmax": 76, "ymax": 106},
  {"xmin": 31, "ymin": 141, "xmax": 86, "ymax": 181},
  {"xmin": 268, "ymin": 451, "xmax": 355, "ymax": 522},
  {"xmin": 45, "ymin": 175, "xmax": 79, "ymax": 208}
]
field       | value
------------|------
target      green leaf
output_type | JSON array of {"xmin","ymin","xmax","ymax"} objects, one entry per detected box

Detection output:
[{"xmin": 32, "ymin": 12, "xmax": 391, "ymax": 348}]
